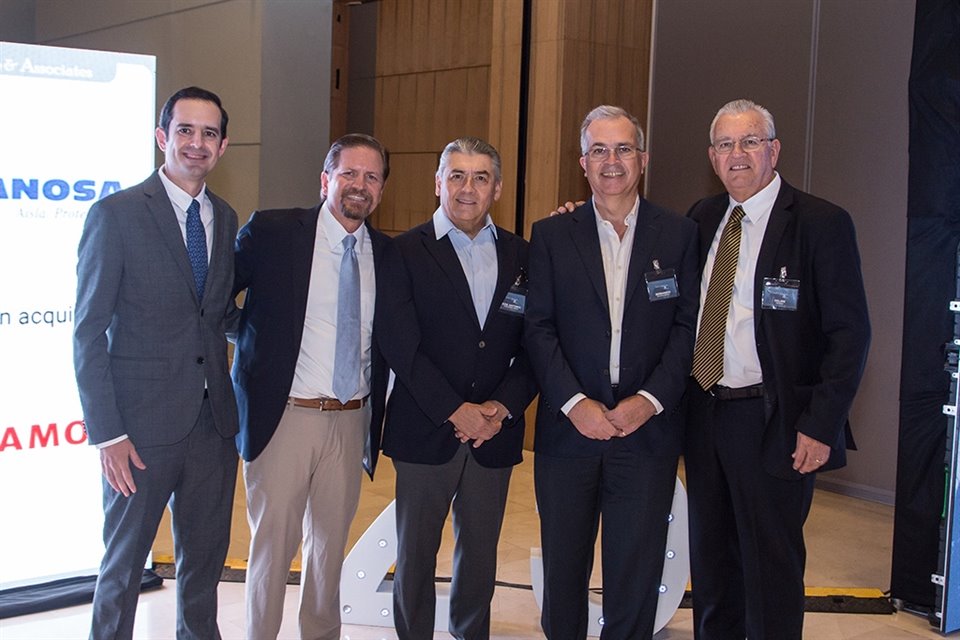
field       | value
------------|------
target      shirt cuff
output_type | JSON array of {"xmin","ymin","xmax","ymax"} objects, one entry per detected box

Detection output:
[
  {"xmin": 561, "ymin": 393, "xmax": 587, "ymax": 416},
  {"xmin": 94, "ymin": 434, "xmax": 129, "ymax": 449},
  {"xmin": 638, "ymin": 390, "xmax": 663, "ymax": 414}
]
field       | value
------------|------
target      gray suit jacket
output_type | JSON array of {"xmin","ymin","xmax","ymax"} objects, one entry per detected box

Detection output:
[{"xmin": 74, "ymin": 171, "xmax": 239, "ymax": 447}]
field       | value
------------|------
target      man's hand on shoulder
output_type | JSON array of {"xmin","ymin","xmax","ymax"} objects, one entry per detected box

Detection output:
[
  {"xmin": 100, "ymin": 439, "xmax": 147, "ymax": 497},
  {"xmin": 567, "ymin": 397, "xmax": 619, "ymax": 440},
  {"xmin": 549, "ymin": 200, "xmax": 584, "ymax": 217}
]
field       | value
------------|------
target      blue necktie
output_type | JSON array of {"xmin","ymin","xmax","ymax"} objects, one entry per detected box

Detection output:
[
  {"xmin": 333, "ymin": 234, "xmax": 360, "ymax": 403},
  {"xmin": 185, "ymin": 199, "xmax": 208, "ymax": 300}
]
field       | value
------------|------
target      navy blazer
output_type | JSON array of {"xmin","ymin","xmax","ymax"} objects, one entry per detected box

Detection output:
[
  {"xmin": 375, "ymin": 219, "xmax": 537, "ymax": 469},
  {"xmin": 687, "ymin": 179, "xmax": 871, "ymax": 479},
  {"xmin": 525, "ymin": 198, "xmax": 700, "ymax": 458},
  {"xmin": 231, "ymin": 204, "xmax": 389, "ymax": 477}
]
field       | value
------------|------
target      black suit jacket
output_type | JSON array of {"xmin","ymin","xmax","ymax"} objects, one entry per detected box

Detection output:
[
  {"xmin": 687, "ymin": 179, "xmax": 871, "ymax": 479},
  {"xmin": 231, "ymin": 204, "xmax": 389, "ymax": 477},
  {"xmin": 525, "ymin": 198, "xmax": 700, "ymax": 458},
  {"xmin": 375, "ymin": 219, "xmax": 537, "ymax": 468}
]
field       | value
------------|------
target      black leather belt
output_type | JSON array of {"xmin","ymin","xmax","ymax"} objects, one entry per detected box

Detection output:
[{"xmin": 708, "ymin": 384, "xmax": 765, "ymax": 400}]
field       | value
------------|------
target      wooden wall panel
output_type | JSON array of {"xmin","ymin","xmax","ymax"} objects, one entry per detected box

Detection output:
[
  {"xmin": 524, "ymin": 0, "xmax": 653, "ymax": 238},
  {"xmin": 487, "ymin": 0, "xmax": 523, "ymax": 230},
  {"xmin": 371, "ymin": 152, "xmax": 438, "ymax": 235},
  {"xmin": 372, "ymin": 0, "xmax": 500, "ymax": 236}
]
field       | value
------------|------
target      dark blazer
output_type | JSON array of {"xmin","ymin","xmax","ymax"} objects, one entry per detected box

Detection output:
[
  {"xmin": 74, "ymin": 171, "xmax": 239, "ymax": 446},
  {"xmin": 375, "ymin": 219, "xmax": 537, "ymax": 468},
  {"xmin": 231, "ymin": 204, "xmax": 389, "ymax": 477},
  {"xmin": 687, "ymin": 179, "xmax": 871, "ymax": 479},
  {"xmin": 525, "ymin": 199, "xmax": 700, "ymax": 458}
]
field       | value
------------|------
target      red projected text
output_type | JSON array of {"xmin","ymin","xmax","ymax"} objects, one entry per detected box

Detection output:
[{"xmin": 0, "ymin": 420, "xmax": 87, "ymax": 452}]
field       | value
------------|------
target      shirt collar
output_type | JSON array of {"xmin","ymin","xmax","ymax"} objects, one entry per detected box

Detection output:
[
  {"xmin": 158, "ymin": 165, "xmax": 206, "ymax": 212},
  {"xmin": 730, "ymin": 172, "xmax": 781, "ymax": 224},
  {"xmin": 432, "ymin": 206, "xmax": 498, "ymax": 241},
  {"xmin": 320, "ymin": 200, "xmax": 370, "ymax": 250},
  {"xmin": 592, "ymin": 195, "xmax": 640, "ymax": 231}
]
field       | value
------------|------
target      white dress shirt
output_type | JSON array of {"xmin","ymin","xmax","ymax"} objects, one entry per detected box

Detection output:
[
  {"xmin": 159, "ymin": 165, "xmax": 214, "ymax": 261},
  {"xmin": 697, "ymin": 173, "xmax": 782, "ymax": 388},
  {"xmin": 561, "ymin": 197, "xmax": 663, "ymax": 416},
  {"xmin": 289, "ymin": 201, "xmax": 376, "ymax": 400}
]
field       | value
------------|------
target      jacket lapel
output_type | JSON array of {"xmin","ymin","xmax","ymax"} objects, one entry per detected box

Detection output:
[
  {"xmin": 482, "ymin": 230, "xmax": 517, "ymax": 330},
  {"xmin": 421, "ymin": 221, "xmax": 481, "ymax": 330},
  {"xmin": 570, "ymin": 203, "xmax": 610, "ymax": 314},
  {"xmin": 753, "ymin": 182, "xmax": 795, "ymax": 332},
  {"xmin": 291, "ymin": 205, "xmax": 322, "ymax": 331},
  {"xmin": 206, "ymin": 189, "xmax": 230, "ymax": 288},
  {"xmin": 624, "ymin": 199, "xmax": 662, "ymax": 311},
  {"xmin": 697, "ymin": 198, "xmax": 727, "ymax": 275},
  {"xmin": 144, "ymin": 173, "xmax": 199, "ymax": 303}
]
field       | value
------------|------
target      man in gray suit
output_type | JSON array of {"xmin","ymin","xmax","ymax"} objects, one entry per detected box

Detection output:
[{"xmin": 74, "ymin": 86, "xmax": 239, "ymax": 640}]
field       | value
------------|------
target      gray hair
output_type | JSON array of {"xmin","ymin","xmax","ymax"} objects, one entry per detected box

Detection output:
[
  {"xmin": 709, "ymin": 99, "xmax": 776, "ymax": 144},
  {"xmin": 579, "ymin": 105, "xmax": 646, "ymax": 154},
  {"xmin": 437, "ymin": 137, "xmax": 502, "ymax": 183}
]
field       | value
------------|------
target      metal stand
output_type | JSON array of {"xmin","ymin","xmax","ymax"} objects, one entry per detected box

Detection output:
[{"xmin": 933, "ymin": 243, "xmax": 960, "ymax": 632}]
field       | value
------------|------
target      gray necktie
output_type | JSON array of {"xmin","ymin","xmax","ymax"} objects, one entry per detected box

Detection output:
[
  {"xmin": 333, "ymin": 234, "xmax": 360, "ymax": 403},
  {"xmin": 185, "ymin": 199, "xmax": 207, "ymax": 300}
]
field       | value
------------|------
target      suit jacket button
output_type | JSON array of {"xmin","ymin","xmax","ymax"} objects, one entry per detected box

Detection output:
[
  {"xmin": 478, "ymin": 340, "xmax": 486, "ymax": 348},
  {"xmin": 196, "ymin": 357, "xmax": 205, "ymax": 365}
]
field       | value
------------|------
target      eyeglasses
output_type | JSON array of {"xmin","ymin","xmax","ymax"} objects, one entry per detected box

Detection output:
[
  {"xmin": 712, "ymin": 136, "xmax": 773, "ymax": 154},
  {"xmin": 584, "ymin": 144, "xmax": 639, "ymax": 161}
]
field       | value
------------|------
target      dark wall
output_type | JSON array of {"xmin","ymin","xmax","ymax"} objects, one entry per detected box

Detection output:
[
  {"xmin": 0, "ymin": 0, "xmax": 35, "ymax": 42},
  {"xmin": 648, "ymin": 0, "xmax": 915, "ymax": 502}
]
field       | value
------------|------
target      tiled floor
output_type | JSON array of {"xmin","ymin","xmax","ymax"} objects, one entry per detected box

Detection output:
[{"xmin": 0, "ymin": 457, "xmax": 946, "ymax": 639}]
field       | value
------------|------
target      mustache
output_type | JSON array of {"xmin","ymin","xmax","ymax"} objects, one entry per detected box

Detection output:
[{"xmin": 342, "ymin": 188, "xmax": 371, "ymax": 201}]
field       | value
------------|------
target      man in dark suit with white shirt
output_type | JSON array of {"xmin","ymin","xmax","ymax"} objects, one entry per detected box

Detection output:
[
  {"xmin": 525, "ymin": 105, "xmax": 700, "ymax": 639},
  {"xmin": 376, "ymin": 137, "xmax": 537, "ymax": 640},
  {"xmin": 684, "ymin": 99, "xmax": 871, "ymax": 639},
  {"xmin": 74, "ymin": 86, "xmax": 238, "ymax": 640}
]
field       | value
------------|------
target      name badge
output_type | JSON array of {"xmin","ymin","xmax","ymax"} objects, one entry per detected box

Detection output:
[
  {"xmin": 499, "ymin": 271, "xmax": 528, "ymax": 317},
  {"xmin": 761, "ymin": 267, "xmax": 799, "ymax": 311},
  {"xmin": 644, "ymin": 259, "xmax": 679, "ymax": 301}
]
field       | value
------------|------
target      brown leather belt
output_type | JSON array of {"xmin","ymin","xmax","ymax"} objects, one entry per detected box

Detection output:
[
  {"xmin": 288, "ymin": 396, "xmax": 368, "ymax": 411},
  {"xmin": 708, "ymin": 384, "xmax": 765, "ymax": 401}
]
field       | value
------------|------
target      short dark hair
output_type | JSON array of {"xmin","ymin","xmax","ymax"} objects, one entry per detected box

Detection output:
[
  {"xmin": 158, "ymin": 86, "xmax": 229, "ymax": 138},
  {"xmin": 323, "ymin": 133, "xmax": 390, "ymax": 182}
]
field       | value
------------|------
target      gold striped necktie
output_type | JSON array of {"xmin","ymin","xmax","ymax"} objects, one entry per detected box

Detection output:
[{"xmin": 692, "ymin": 205, "xmax": 746, "ymax": 390}]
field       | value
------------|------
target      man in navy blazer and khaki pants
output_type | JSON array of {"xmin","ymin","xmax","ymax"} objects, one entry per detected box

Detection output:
[
  {"xmin": 232, "ymin": 134, "xmax": 390, "ymax": 640},
  {"xmin": 376, "ymin": 137, "xmax": 537, "ymax": 640},
  {"xmin": 74, "ymin": 87, "xmax": 239, "ymax": 640},
  {"xmin": 684, "ymin": 99, "xmax": 870, "ymax": 639},
  {"xmin": 525, "ymin": 106, "xmax": 700, "ymax": 639}
]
